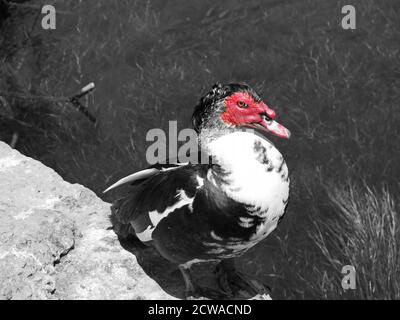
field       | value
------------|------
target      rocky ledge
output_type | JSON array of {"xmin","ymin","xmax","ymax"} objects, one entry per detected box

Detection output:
[{"xmin": 0, "ymin": 141, "xmax": 174, "ymax": 300}]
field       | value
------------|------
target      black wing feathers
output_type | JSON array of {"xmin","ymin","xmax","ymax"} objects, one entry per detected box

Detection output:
[{"xmin": 112, "ymin": 165, "xmax": 207, "ymax": 235}]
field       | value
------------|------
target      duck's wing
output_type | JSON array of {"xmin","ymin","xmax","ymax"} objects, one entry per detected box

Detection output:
[
  {"xmin": 103, "ymin": 149, "xmax": 214, "ymax": 193},
  {"xmin": 109, "ymin": 163, "xmax": 208, "ymax": 243}
]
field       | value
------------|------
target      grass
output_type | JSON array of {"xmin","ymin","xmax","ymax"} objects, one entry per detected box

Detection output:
[
  {"xmin": 1, "ymin": 0, "xmax": 400, "ymax": 299},
  {"xmin": 311, "ymin": 183, "xmax": 400, "ymax": 299}
]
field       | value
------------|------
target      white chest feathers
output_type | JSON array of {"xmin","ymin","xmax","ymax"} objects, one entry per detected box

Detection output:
[{"xmin": 207, "ymin": 131, "xmax": 290, "ymax": 221}]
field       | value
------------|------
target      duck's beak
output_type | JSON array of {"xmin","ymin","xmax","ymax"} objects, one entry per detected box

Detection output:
[
  {"xmin": 256, "ymin": 116, "xmax": 291, "ymax": 139},
  {"xmin": 248, "ymin": 119, "xmax": 291, "ymax": 139},
  {"xmin": 250, "ymin": 102, "xmax": 291, "ymax": 139}
]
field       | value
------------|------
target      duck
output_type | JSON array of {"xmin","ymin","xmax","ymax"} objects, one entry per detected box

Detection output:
[{"xmin": 104, "ymin": 82, "xmax": 291, "ymax": 299}]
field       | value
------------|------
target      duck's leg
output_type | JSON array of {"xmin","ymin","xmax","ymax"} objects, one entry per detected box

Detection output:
[
  {"xmin": 214, "ymin": 259, "xmax": 271, "ymax": 300},
  {"xmin": 178, "ymin": 265, "xmax": 223, "ymax": 300},
  {"xmin": 179, "ymin": 265, "xmax": 198, "ymax": 298}
]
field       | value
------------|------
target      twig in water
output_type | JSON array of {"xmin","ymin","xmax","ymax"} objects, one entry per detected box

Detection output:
[
  {"xmin": 0, "ymin": 82, "xmax": 97, "ymax": 124},
  {"xmin": 69, "ymin": 83, "xmax": 97, "ymax": 124}
]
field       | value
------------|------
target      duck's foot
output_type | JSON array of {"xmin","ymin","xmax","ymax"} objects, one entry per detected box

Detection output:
[
  {"xmin": 179, "ymin": 265, "xmax": 225, "ymax": 300},
  {"xmin": 214, "ymin": 259, "xmax": 271, "ymax": 300},
  {"xmin": 185, "ymin": 286, "xmax": 225, "ymax": 300}
]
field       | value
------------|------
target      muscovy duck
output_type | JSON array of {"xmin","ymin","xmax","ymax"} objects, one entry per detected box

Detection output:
[{"xmin": 105, "ymin": 83, "xmax": 290, "ymax": 299}]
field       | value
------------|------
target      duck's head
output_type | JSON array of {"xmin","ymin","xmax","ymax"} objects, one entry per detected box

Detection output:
[{"xmin": 192, "ymin": 82, "xmax": 290, "ymax": 139}]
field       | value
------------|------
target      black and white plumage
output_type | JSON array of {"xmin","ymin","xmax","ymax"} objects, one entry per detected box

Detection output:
[{"xmin": 106, "ymin": 83, "xmax": 291, "ymax": 299}]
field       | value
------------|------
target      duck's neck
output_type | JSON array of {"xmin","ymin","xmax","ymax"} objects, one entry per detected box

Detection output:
[
  {"xmin": 199, "ymin": 127, "xmax": 274, "ymax": 160},
  {"xmin": 198, "ymin": 127, "xmax": 235, "ymax": 150}
]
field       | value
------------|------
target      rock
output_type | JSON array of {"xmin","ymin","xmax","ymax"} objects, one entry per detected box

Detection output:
[{"xmin": 0, "ymin": 141, "xmax": 174, "ymax": 300}]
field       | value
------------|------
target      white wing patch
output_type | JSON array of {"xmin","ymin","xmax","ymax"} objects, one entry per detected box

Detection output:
[
  {"xmin": 135, "ymin": 189, "xmax": 194, "ymax": 242},
  {"xmin": 196, "ymin": 175, "xmax": 204, "ymax": 189},
  {"xmin": 160, "ymin": 163, "xmax": 188, "ymax": 172},
  {"xmin": 238, "ymin": 216, "xmax": 254, "ymax": 228},
  {"xmin": 103, "ymin": 168, "xmax": 159, "ymax": 193},
  {"xmin": 210, "ymin": 230, "xmax": 224, "ymax": 241},
  {"xmin": 136, "ymin": 225, "xmax": 153, "ymax": 242},
  {"xmin": 104, "ymin": 163, "xmax": 187, "ymax": 193},
  {"xmin": 150, "ymin": 189, "xmax": 194, "ymax": 225}
]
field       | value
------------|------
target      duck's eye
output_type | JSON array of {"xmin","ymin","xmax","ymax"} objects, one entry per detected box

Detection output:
[{"xmin": 237, "ymin": 101, "xmax": 248, "ymax": 108}]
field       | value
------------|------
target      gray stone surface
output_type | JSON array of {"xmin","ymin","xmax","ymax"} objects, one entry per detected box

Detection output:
[{"xmin": 0, "ymin": 141, "xmax": 174, "ymax": 300}]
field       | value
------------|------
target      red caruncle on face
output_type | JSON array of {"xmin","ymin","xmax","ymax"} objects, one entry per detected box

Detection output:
[{"xmin": 221, "ymin": 91, "xmax": 276, "ymax": 126}]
